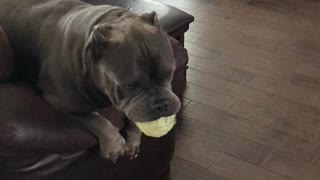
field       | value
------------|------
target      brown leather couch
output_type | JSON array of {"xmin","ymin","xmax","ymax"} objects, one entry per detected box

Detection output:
[{"xmin": 0, "ymin": 0, "xmax": 193, "ymax": 180}]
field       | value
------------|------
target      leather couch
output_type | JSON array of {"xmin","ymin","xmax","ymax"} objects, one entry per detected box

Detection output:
[{"xmin": 0, "ymin": 0, "xmax": 193, "ymax": 180}]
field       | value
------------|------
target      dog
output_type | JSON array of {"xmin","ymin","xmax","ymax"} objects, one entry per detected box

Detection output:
[{"xmin": 0, "ymin": 0, "xmax": 181, "ymax": 162}]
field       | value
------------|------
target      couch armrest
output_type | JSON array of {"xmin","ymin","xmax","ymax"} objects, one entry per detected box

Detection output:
[{"xmin": 0, "ymin": 83, "xmax": 97, "ymax": 155}]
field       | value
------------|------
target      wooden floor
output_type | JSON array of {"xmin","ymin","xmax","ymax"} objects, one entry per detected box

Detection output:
[{"xmin": 154, "ymin": 0, "xmax": 320, "ymax": 179}]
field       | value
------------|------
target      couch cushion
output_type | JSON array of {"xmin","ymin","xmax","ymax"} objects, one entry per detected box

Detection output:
[
  {"xmin": 0, "ymin": 26, "xmax": 14, "ymax": 81},
  {"xmin": 0, "ymin": 83, "xmax": 97, "ymax": 155},
  {"xmin": 81, "ymin": 0, "xmax": 194, "ymax": 35}
]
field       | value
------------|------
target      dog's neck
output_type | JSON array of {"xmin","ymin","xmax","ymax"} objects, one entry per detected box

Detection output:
[{"xmin": 42, "ymin": 5, "xmax": 123, "ymax": 111}]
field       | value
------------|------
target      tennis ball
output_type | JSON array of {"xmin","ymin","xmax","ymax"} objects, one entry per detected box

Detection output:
[{"xmin": 135, "ymin": 115, "xmax": 176, "ymax": 138}]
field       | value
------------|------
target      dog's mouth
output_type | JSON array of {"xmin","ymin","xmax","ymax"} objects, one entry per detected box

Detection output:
[{"xmin": 123, "ymin": 95, "xmax": 181, "ymax": 123}]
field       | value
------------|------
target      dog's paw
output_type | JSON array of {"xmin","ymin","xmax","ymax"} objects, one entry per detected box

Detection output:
[
  {"xmin": 124, "ymin": 136, "xmax": 141, "ymax": 159},
  {"xmin": 124, "ymin": 133, "xmax": 141, "ymax": 159},
  {"xmin": 99, "ymin": 133, "xmax": 125, "ymax": 163}
]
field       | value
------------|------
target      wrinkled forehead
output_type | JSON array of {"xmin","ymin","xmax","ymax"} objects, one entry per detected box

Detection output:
[{"xmin": 106, "ymin": 30, "xmax": 175, "ymax": 84}]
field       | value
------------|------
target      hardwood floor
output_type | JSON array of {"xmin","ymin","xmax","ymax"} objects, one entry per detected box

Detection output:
[{"xmin": 154, "ymin": 0, "xmax": 320, "ymax": 179}]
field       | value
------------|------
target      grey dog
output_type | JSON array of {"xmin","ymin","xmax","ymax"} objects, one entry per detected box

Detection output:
[{"xmin": 0, "ymin": 0, "xmax": 181, "ymax": 162}]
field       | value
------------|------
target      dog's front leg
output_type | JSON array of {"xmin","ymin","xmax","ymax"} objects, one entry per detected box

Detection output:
[
  {"xmin": 123, "ymin": 120, "xmax": 142, "ymax": 159},
  {"xmin": 72, "ymin": 112, "xmax": 125, "ymax": 162}
]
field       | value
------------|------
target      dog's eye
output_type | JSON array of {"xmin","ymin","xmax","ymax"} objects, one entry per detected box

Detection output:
[{"xmin": 127, "ymin": 82, "xmax": 140, "ymax": 89}]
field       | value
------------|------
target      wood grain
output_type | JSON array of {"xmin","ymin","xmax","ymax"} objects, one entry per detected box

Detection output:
[
  {"xmin": 248, "ymin": 75, "xmax": 320, "ymax": 108},
  {"xmin": 186, "ymin": 69, "xmax": 320, "ymax": 127},
  {"xmin": 192, "ymin": 36, "xmax": 298, "ymax": 82},
  {"xmin": 185, "ymin": 42, "xmax": 222, "ymax": 61},
  {"xmin": 209, "ymin": 154, "xmax": 290, "ymax": 180},
  {"xmin": 230, "ymin": 101, "xmax": 320, "ymax": 143},
  {"xmin": 290, "ymin": 73, "xmax": 320, "ymax": 91},
  {"xmin": 188, "ymin": 55, "xmax": 255, "ymax": 85},
  {"xmin": 184, "ymin": 83, "xmax": 239, "ymax": 111},
  {"xmin": 261, "ymin": 151, "xmax": 320, "ymax": 180},
  {"xmin": 176, "ymin": 116, "xmax": 272, "ymax": 165},
  {"xmin": 183, "ymin": 102, "xmax": 318, "ymax": 161},
  {"xmin": 174, "ymin": 133, "xmax": 222, "ymax": 168},
  {"xmin": 295, "ymin": 61, "xmax": 320, "ymax": 80},
  {"xmin": 311, "ymin": 149, "xmax": 320, "ymax": 168},
  {"xmin": 153, "ymin": 0, "xmax": 320, "ymax": 179},
  {"xmin": 170, "ymin": 157, "xmax": 230, "ymax": 180},
  {"xmin": 181, "ymin": 98, "xmax": 191, "ymax": 110},
  {"xmin": 185, "ymin": 31, "xmax": 200, "ymax": 42}
]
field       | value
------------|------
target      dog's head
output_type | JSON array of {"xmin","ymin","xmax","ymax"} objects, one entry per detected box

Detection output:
[{"xmin": 83, "ymin": 11, "xmax": 181, "ymax": 122}]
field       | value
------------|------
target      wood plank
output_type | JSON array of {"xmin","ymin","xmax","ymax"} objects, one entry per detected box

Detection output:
[
  {"xmin": 247, "ymin": 75, "xmax": 320, "ymax": 108},
  {"xmin": 186, "ymin": 33, "xmax": 298, "ymax": 83},
  {"xmin": 192, "ymin": 33, "xmax": 299, "ymax": 72},
  {"xmin": 185, "ymin": 31, "xmax": 200, "ymax": 42},
  {"xmin": 248, "ymin": 0, "xmax": 320, "ymax": 24},
  {"xmin": 185, "ymin": 42, "xmax": 222, "ymax": 61},
  {"xmin": 189, "ymin": 13, "xmax": 302, "ymax": 61},
  {"xmin": 209, "ymin": 153, "xmax": 290, "ymax": 180},
  {"xmin": 214, "ymin": 53, "xmax": 295, "ymax": 83},
  {"xmin": 290, "ymin": 73, "xmax": 320, "ymax": 91},
  {"xmin": 186, "ymin": 69, "xmax": 320, "ymax": 127},
  {"xmin": 184, "ymin": 83, "xmax": 239, "ymax": 111},
  {"xmin": 154, "ymin": 0, "xmax": 209, "ymax": 12},
  {"xmin": 248, "ymin": 0, "xmax": 296, "ymax": 16},
  {"xmin": 183, "ymin": 102, "xmax": 255, "ymax": 136},
  {"xmin": 182, "ymin": 98, "xmax": 191, "ymax": 109},
  {"xmin": 183, "ymin": 102, "xmax": 318, "ymax": 161},
  {"xmin": 188, "ymin": 55, "xmax": 255, "ymax": 85},
  {"xmin": 242, "ymin": 124, "xmax": 317, "ymax": 162},
  {"xmin": 174, "ymin": 134, "xmax": 223, "ymax": 168},
  {"xmin": 181, "ymin": 0, "xmax": 214, "ymax": 5},
  {"xmin": 311, "ymin": 149, "xmax": 320, "ymax": 168},
  {"xmin": 208, "ymin": 0, "xmax": 320, "ymax": 35},
  {"xmin": 295, "ymin": 61, "xmax": 320, "ymax": 80},
  {"xmin": 177, "ymin": 116, "xmax": 272, "ymax": 165},
  {"xmin": 196, "ymin": 0, "xmax": 320, "ymax": 60},
  {"xmin": 170, "ymin": 157, "xmax": 230, "ymax": 180},
  {"xmin": 261, "ymin": 151, "xmax": 320, "ymax": 180},
  {"xmin": 230, "ymin": 101, "xmax": 320, "ymax": 143},
  {"xmin": 294, "ymin": 37, "xmax": 320, "ymax": 55}
]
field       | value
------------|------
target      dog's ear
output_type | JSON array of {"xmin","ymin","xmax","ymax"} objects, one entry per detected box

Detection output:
[
  {"xmin": 141, "ymin": 11, "xmax": 160, "ymax": 27},
  {"xmin": 82, "ymin": 25, "xmax": 111, "ymax": 76},
  {"xmin": 88, "ymin": 25, "xmax": 111, "ymax": 60}
]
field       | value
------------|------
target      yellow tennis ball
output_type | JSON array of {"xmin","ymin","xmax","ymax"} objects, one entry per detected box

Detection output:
[{"xmin": 135, "ymin": 115, "xmax": 176, "ymax": 138}]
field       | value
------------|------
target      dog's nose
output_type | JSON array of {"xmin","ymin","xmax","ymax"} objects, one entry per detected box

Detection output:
[{"xmin": 152, "ymin": 102, "xmax": 171, "ymax": 117}]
